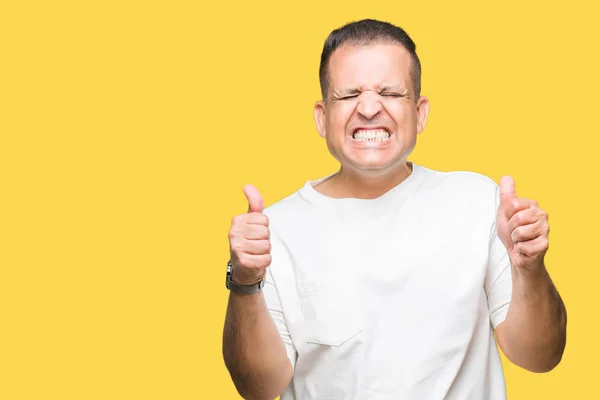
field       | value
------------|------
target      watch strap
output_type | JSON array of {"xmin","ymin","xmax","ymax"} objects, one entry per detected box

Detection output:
[{"xmin": 226, "ymin": 261, "xmax": 266, "ymax": 295}]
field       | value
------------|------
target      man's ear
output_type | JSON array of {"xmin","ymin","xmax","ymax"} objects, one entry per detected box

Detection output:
[
  {"xmin": 415, "ymin": 96, "xmax": 430, "ymax": 134},
  {"xmin": 314, "ymin": 100, "xmax": 327, "ymax": 138}
]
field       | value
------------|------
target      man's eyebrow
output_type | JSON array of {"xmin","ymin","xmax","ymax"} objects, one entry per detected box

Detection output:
[
  {"xmin": 334, "ymin": 85, "xmax": 407, "ymax": 96},
  {"xmin": 379, "ymin": 85, "xmax": 406, "ymax": 92},
  {"xmin": 335, "ymin": 87, "xmax": 361, "ymax": 96}
]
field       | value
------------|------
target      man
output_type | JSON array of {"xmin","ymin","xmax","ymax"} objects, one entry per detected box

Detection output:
[{"xmin": 222, "ymin": 19, "xmax": 567, "ymax": 400}]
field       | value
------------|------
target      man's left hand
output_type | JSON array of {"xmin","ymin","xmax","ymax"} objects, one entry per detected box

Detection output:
[{"xmin": 496, "ymin": 176, "xmax": 550, "ymax": 273}]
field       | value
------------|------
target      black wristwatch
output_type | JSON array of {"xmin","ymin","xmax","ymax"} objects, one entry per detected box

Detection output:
[{"xmin": 225, "ymin": 261, "xmax": 266, "ymax": 295}]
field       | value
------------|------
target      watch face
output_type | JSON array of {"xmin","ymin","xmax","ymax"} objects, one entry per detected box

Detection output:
[{"xmin": 226, "ymin": 261, "xmax": 233, "ymax": 288}]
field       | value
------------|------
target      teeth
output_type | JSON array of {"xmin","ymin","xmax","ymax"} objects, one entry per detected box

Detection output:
[{"xmin": 353, "ymin": 129, "xmax": 390, "ymax": 142}]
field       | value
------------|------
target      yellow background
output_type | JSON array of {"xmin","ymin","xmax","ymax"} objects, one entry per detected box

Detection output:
[{"xmin": 1, "ymin": 0, "xmax": 598, "ymax": 398}]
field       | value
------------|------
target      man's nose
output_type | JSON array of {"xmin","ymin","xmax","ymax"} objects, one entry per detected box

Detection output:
[{"xmin": 356, "ymin": 92, "xmax": 383, "ymax": 119}]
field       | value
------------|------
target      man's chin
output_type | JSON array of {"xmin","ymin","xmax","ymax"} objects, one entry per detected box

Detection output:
[{"xmin": 346, "ymin": 160, "xmax": 408, "ymax": 175}]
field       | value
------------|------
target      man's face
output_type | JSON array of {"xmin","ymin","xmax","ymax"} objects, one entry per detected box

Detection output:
[{"xmin": 314, "ymin": 43, "xmax": 429, "ymax": 176}]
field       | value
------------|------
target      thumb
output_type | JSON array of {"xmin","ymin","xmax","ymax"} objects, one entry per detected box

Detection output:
[
  {"xmin": 243, "ymin": 184, "xmax": 264, "ymax": 213},
  {"xmin": 499, "ymin": 175, "xmax": 516, "ymax": 207}
]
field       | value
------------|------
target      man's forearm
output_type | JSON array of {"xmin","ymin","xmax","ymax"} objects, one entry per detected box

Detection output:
[
  {"xmin": 496, "ymin": 266, "xmax": 567, "ymax": 372},
  {"xmin": 222, "ymin": 292, "xmax": 292, "ymax": 400}
]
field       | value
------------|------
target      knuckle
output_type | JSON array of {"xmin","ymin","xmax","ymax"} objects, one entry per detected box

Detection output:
[
  {"xmin": 518, "ymin": 210, "xmax": 530, "ymax": 224},
  {"xmin": 228, "ymin": 230, "xmax": 243, "ymax": 243},
  {"xmin": 511, "ymin": 227, "xmax": 521, "ymax": 241},
  {"xmin": 514, "ymin": 242, "xmax": 522, "ymax": 253},
  {"xmin": 514, "ymin": 212, "xmax": 523, "ymax": 224},
  {"xmin": 261, "ymin": 226, "xmax": 270, "ymax": 238},
  {"xmin": 264, "ymin": 253, "xmax": 272, "ymax": 266},
  {"xmin": 541, "ymin": 219, "xmax": 549, "ymax": 230},
  {"xmin": 237, "ymin": 253, "xmax": 250, "ymax": 267},
  {"xmin": 230, "ymin": 243, "xmax": 245, "ymax": 255}
]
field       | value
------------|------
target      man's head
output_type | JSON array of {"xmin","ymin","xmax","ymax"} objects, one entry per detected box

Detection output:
[
  {"xmin": 319, "ymin": 19, "xmax": 421, "ymax": 103},
  {"xmin": 314, "ymin": 19, "xmax": 430, "ymax": 178}
]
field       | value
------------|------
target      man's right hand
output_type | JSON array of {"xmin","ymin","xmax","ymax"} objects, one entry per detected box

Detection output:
[
  {"xmin": 223, "ymin": 185, "xmax": 292, "ymax": 400},
  {"xmin": 227, "ymin": 184, "xmax": 272, "ymax": 286}
]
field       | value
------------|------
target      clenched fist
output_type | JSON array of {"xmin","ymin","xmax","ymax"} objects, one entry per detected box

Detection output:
[
  {"xmin": 228, "ymin": 185, "xmax": 272, "ymax": 286},
  {"xmin": 496, "ymin": 176, "xmax": 550, "ymax": 273}
]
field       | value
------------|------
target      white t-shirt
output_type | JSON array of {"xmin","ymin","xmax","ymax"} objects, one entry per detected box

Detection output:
[{"xmin": 262, "ymin": 162, "xmax": 512, "ymax": 400}]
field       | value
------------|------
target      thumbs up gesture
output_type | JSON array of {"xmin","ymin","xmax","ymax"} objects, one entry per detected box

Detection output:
[
  {"xmin": 227, "ymin": 185, "xmax": 272, "ymax": 286},
  {"xmin": 496, "ymin": 176, "xmax": 550, "ymax": 272}
]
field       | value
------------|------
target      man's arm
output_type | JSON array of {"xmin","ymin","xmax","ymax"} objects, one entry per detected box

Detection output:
[
  {"xmin": 222, "ymin": 184, "xmax": 293, "ymax": 399},
  {"xmin": 223, "ymin": 290, "xmax": 293, "ymax": 400},
  {"xmin": 493, "ymin": 176, "xmax": 567, "ymax": 372},
  {"xmin": 495, "ymin": 266, "xmax": 567, "ymax": 372}
]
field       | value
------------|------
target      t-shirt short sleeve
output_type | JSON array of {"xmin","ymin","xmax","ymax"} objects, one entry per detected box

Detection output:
[
  {"xmin": 485, "ymin": 185, "xmax": 513, "ymax": 329},
  {"xmin": 262, "ymin": 232, "xmax": 297, "ymax": 371}
]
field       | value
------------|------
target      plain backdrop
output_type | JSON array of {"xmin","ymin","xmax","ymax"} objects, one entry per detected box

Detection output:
[{"xmin": 1, "ymin": 0, "xmax": 598, "ymax": 398}]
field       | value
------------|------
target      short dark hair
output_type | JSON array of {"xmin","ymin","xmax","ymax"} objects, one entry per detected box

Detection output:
[{"xmin": 318, "ymin": 19, "xmax": 422, "ymax": 101}]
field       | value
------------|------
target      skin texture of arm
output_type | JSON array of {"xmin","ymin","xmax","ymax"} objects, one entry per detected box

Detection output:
[
  {"xmin": 494, "ymin": 176, "xmax": 567, "ymax": 372},
  {"xmin": 495, "ymin": 267, "xmax": 567, "ymax": 372},
  {"xmin": 222, "ymin": 291, "xmax": 293, "ymax": 400}
]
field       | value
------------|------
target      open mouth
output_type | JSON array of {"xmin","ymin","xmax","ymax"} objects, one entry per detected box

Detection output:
[{"xmin": 352, "ymin": 128, "xmax": 391, "ymax": 142}]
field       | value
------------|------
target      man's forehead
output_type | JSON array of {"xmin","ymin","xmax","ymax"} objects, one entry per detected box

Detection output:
[
  {"xmin": 327, "ymin": 43, "xmax": 413, "ymax": 91},
  {"xmin": 328, "ymin": 42, "xmax": 412, "ymax": 69}
]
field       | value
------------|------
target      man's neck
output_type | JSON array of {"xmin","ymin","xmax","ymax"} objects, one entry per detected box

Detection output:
[{"xmin": 314, "ymin": 162, "xmax": 413, "ymax": 199}]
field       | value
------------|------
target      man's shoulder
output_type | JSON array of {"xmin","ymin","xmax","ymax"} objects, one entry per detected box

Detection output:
[
  {"xmin": 262, "ymin": 184, "xmax": 309, "ymax": 220},
  {"xmin": 416, "ymin": 165, "xmax": 501, "ymax": 220},
  {"xmin": 420, "ymin": 165, "xmax": 499, "ymax": 195}
]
